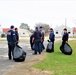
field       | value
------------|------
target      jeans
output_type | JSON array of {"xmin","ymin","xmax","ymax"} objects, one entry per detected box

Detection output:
[
  {"xmin": 34, "ymin": 39, "xmax": 42, "ymax": 54},
  {"xmin": 41, "ymin": 42, "xmax": 45, "ymax": 51}
]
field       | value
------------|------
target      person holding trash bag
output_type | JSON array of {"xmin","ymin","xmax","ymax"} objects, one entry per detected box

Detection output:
[
  {"xmin": 7, "ymin": 25, "xmax": 18, "ymax": 60},
  {"xmin": 60, "ymin": 28, "xmax": 73, "ymax": 55},
  {"xmin": 49, "ymin": 28, "xmax": 55, "ymax": 52},
  {"xmin": 61, "ymin": 28, "xmax": 69, "ymax": 51}
]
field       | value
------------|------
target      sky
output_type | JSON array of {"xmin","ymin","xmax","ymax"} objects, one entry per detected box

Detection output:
[{"xmin": 0, "ymin": 0, "xmax": 76, "ymax": 29}]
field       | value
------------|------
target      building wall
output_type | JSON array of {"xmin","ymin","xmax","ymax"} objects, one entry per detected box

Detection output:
[
  {"xmin": 73, "ymin": 33, "xmax": 76, "ymax": 36},
  {"xmin": 18, "ymin": 28, "xmax": 31, "ymax": 37},
  {"xmin": 0, "ymin": 26, "xmax": 2, "ymax": 36},
  {"xmin": 54, "ymin": 25, "xmax": 73, "ymax": 37}
]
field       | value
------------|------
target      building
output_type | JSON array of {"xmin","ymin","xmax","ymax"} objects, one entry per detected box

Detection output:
[
  {"xmin": 18, "ymin": 28, "xmax": 31, "ymax": 37},
  {"xmin": 54, "ymin": 25, "xmax": 73, "ymax": 37},
  {"xmin": 73, "ymin": 27, "xmax": 76, "ymax": 36},
  {"xmin": 0, "ymin": 25, "xmax": 3, "ymax": 36},
  {"xmin": 2, "ymin": 28, "xmax": 31, "ymax": 37},
  {"xmin": 3, "ymin": 28, "xmax": 10, "ymax": 33}
]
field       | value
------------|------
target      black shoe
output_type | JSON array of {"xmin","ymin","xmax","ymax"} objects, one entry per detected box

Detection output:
[
  {"xmin": 9, "ymin": 58, "xmax": 12, "ymax": 60},
  {"xmin": 39, "ymin": 52, "xmax": 41, "ymax": 54}
]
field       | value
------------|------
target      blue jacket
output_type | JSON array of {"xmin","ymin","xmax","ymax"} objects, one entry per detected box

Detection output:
[
  {"xmin": 49, "ymin": 31, "xmax": 55, "ymax": 42},
  {"xmin": 7, "ymin": 30, "xmax": 17, "ymax": 43}
]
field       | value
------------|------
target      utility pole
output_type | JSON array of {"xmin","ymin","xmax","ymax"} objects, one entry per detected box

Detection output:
[{"xmin": 65, "ymin": 18, "xmax": 67, "ymax": 28}]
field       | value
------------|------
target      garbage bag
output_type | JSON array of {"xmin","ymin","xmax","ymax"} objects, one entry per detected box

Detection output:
[
  {"xmin": 46, "ymin": 41, "xmax": 53, "ymax": 52},
  {"xmin": 13, "ymin": 45, "xmax": 26, "ymax": 62},
  {"xmin": 60, "ymin": 43, "xmax": 72, "ymax": 55},
  {"xmin": 64, "ymin": 43, "xmax": 72, "ymax": 55}
]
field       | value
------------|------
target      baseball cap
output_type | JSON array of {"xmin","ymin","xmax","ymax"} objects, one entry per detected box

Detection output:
[{"xmin": 10, "ymin": 25, "xmax": 14, "ymax": 29}]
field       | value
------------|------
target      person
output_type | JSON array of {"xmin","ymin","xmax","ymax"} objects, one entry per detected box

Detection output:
[
  {"xmin": 61, "ymin": 28, "xmax": 69, "ymax": 49},
  {"xmin": 39, "ymin": 26, "xmax": 45, "ymax": 51},
  {"xmin": 15, "ymin": 28, "xmax": 19, "ymax": 43},
  {"xmin": 30, "ymin": 31, "xmax": 34, "ymax": 50},
  {"xmin": 32, "ymin": 27, "xmax": 42, "ymax": 55},
  {"xmin": 7, "ymin": 25, "xmax": 18, "ymax": 60},
  {"xmin": 49, "ymin": 28, "xmax": 55, "ymax": 52}
]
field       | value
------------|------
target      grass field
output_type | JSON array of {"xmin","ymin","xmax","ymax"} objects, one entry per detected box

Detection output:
[{"xmin": 33, "ymin": 40, "xmax": 76, "ymax": 75}]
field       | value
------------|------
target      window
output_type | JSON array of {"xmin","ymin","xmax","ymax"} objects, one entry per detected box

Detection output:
[
  {"xmin": 56, "ymin": 32, "xmax": 58, "ymax": 34},
  {"xmin": 23, "ymin": 33, "xmax": 25, "ymax": 34},
  {"xmin": 68, "ymin": 30, "xmax": 71, "ymax": 34},
  {"xmin": 68, "ymin": 32, "xmax": 71, "ymax": 34}
]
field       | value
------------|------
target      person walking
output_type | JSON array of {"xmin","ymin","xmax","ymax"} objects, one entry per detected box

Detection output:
[
  {"xmin": 49, "ymin": 28, "xmax": 55, "ymax": 52},
  {"xmin": 61, "ymin": 28, "xmax": 69, "ymax": 49},
  {"xmin": 39, "ymin": 26, "xmax": 45, "ymax": 51},
  {"xmin": 7, "ymin": 25, "xmax": 18, "ymax": 60},
  {"xmin": 32, "ymin": 27, "xmax": 42, "ymax": 55}
]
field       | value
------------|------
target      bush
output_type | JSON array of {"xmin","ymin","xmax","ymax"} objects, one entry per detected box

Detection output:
[{"xmin": 1, "ymin": 33, "xmax": 5, "ymax": 38}]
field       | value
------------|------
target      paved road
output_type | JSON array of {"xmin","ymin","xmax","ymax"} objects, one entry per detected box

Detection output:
[
  {"xmin": 0, "ymin": 40, "xmax": 35, "ymax": 75},
  {"xmin": 0, "ymin": 38, "xmax": 74, "ymax": 75}
]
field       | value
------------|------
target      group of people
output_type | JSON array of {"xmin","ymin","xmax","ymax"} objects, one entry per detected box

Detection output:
[
  {"xmin": 7, "ymin": 25, "xmax": 69, "ymax": 60},
  {"xmin": 30, "ymin": 26, "xmax": 45, "ymax": 55},
  {"xmin": 7, "ymin": 25, "xmax": 19, "ymax": 60},
  {"xmin": 30, "ymin": 27, "xmax": 69, "ymax": 54},
  {"xmin": 30, "ymin": 27, "xmax": 55, "ymax": 54}
]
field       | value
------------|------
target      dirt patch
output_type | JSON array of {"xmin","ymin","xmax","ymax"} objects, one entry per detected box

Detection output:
[{"xmin": 4, "ymin": 53, "xmax": 54, "ymax": 75}]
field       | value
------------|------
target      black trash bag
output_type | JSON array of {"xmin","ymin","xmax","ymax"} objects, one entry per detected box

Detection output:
[
  {"xmin": 32, "ymin": 44, "xmax": 35, "ymax": 50},
  {"xmin": 13, "ymin": 45, "xmax": 26, "ymax": 62},
  {"xmin": 60, "ymin": 43, "xmax": 72, "ymax": 55},
  {"xmin": 46, "ymin": 40, "xmax": 53, "ymax": 52},
  {"xmin": 64, "ymin": 43, "xmax": 72, "ymax": 55}
]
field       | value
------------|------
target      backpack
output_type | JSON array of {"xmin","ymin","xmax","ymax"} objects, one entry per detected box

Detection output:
[{"xmin": 13, "ymin": 45, "xmax": 26, "ymax": 62}]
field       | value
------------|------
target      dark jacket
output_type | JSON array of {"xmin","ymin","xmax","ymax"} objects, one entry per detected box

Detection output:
[
  {"xmin": 40, "ymin": 30, "xmax": 44, "ymax": 41},
  {"xmin": 15, "ymin": 31, "xmax": 19, "ymax": 41},
  {"xmin": 7, "ymin": 30, "xmax": 17, "ymax": 43},
  {"xmin": 62, "ymin": 32, "xmax": 69, "ymax": 42},
  {"xmin": 33, "ymin": 30, "xmax": 42, "ymax": 41},
  {"xmin": 30, "ymin": 34, "xmax": 34, "ymax": 44},
  {"xmin": 49, "ymin": 31, "xmax": 55, "ymax": 42}
]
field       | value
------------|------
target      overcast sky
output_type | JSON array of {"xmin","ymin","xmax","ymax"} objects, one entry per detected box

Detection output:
[{"xmin": 0, "ymin": 0, "xmax": 76, "ymax": 29}]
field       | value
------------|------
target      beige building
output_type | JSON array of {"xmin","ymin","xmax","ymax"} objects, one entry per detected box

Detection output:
[{"xmin": 18, "ymin": 28, "xmax": 31, "ymax": 37}]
